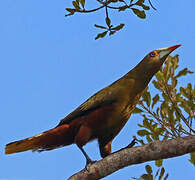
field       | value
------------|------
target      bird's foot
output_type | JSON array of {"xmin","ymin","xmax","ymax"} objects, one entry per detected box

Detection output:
[
  {"xmin": 126, "ymin": 138, "xmax": 137, "ymax": 148},
  {"xmin": 117, "ymin": 138, "xmax": 137, "ymax": 153},
  {"xmin": 84, "ymin": 159, "xmax": 97, "ymax": 171}
]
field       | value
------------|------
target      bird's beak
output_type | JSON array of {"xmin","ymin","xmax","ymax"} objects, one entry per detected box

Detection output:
[{"xmin": 158, "ymin": 44, "xmax": 181, "ymax": 59}]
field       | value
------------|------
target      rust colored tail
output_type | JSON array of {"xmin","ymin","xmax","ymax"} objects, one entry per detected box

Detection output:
[{"xmin": 5, "ymin": 124, "xmax": 73, "ymax": 154}]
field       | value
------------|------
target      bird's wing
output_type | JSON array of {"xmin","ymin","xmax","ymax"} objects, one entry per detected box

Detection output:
[{"xmin": 57, "ymin": 85, "xmax": 119, "ymax": 126}]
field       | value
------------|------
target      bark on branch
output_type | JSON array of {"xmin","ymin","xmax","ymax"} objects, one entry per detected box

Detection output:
[{"xmin": 68, "ymin": 135, "xmax": 195, "ymax": 180}]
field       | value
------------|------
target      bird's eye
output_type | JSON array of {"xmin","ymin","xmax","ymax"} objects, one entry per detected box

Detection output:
[{"xmin": 150, "ymin": 52, "xmax": 156, "ymax": 57}]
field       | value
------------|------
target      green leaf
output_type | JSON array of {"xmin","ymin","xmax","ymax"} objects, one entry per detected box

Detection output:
[
  {"xmin": 189, "ymin": 152, "xmax": 195, "ymax": 165},
  {"xmin": 152, "ymin": 80, "xmax": 162, "ymax": 90},
  {"xmin": 138, "ymin": 123, "xmax": 144, "ymax": 128},
  {"xmin": 137, "ymin": 129, "xmax": 150, "ymax": 136},
  {"xmin": 187, "ymin": 83, "xmax": 193, "ymax": 91},
  {"xmin": 168, "ymin": 108, "xmax": 175, "ymax": 126},
  {"xmin": 109, "ymin": 30, "xmax": 116, "ymax": 36},
  {"xmin": 171, "ymin": 77, "xmax": 177, "ymax": 88},
  {"xmin": 95, "ymin": 31, "xmax": 108, "ymax": 40},
  {"xmin": 143, "ymin": 118, "xmax": 151, "ymax": 128},
  {"xmin": 118, "ymin": 5, "xmax": 128, "ymax": 11},
  {"xmin": 137, "ymin": 139, "xmax": 145, "ymax": 145},
  {"xmin": 79, "ymin": 0, "xmax": 85, "ymax": 8},
  {"xmin": 105, "ymin": 17, "xmax": 111, "ymax": 27},
  {"xmin": 72, "ymin": 0, "xmax": 80, "ymax": 10},
  {"xmin": 145, "ymin": 165, "xmax": 153, "ymax": 174},
  {"xmin": 163, "ymin": 59, "xmax": 171, "ymax": 82},
  {"xmin": 142, "ymin": 89, "xmax": 151, "ymax": 107},
  {"xmin": 94, "ymin": 24, "xmax": 107, "ymax": 29},
  {"xmin": 146, "ymin": 135, "xmax": 153, "ymax": 142},
  {"xmin": 142, "ymin": 4, "xmax": 150, "ymax": 10},
  {"xmin": 156, "ymin": 71, "xmax": 164, "ymax": 82},
  {"xmin": 155, "ymin": 159, "xmax": 163, "ymax": 167},
  {"xmin": 160, "ymin": 101, "xmax": 169, "ymax": 119},
  {"xmin": 171, "ymin": 55, "xmax": 179, "ymax": 70},
  {"xmin": 159, "ymin": 167, "xmax": 165, "ymax": 180},
  {"xmin": 135, "ymin": 0, "xmax": 150, "ymax": 10},
  {"xmin": 111, "ymin": 23, "xmax": 125, "ymax": 31},
  {"xmin": 152, "ymin": 94, "xmax": 160, "ymax": 108},
  {"xmin": 151, "ymin": 132, "xmax": 159, "ymax": 141},
  {"xmin": 179, "ymin": 102, "xmax": 192, "ymax": 115},
  {"xmin": 155, "ymin": 127, "xmax": 164, "ymax": 136},
  {"xmin": 175, "ymin": 68, "xmax": 193, "ymax": 78},
  {"xmin": 66, "ymin": 8, "xmax": 76, "ymax": 13},
  {"xmin": 131, "ymin": 8, "xmax": 146, "ymax": 19},
  {"xmin": 65, "ymin": 8, "xmax": 76, "ymax": 16},
  {"xmin": 141, "ymin": 174, "xmax": 153, "ymax": 180},
  {"xmin": 135, "ymin": 0, "xmax": 144, "ymax": 5},
  {"xmin": 164, "ymin": 173, "xmax": 169, "ymax": 180},
  {"xmin": 133, "ymin": 107, "xmax": 144, "ymax": 114},
  {"xmin": 155, "ymin": 168, "xmax": 160, "ymax": 179},
  {"xmin": 180, "ymin": 87, "xmax": 190, "ymax": 99},
  {"xmin": 162, "ymin": 92, "xmax": 169, "ymax": 102}
]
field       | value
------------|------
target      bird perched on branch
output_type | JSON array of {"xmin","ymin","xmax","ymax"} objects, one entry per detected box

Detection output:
[{"xmin": 5, "ymin": 45, "xmax": 181, "ymax": 165}]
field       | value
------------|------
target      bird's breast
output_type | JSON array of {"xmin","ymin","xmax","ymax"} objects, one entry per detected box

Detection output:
[{"xmin": 105, "ymin": 89, "xmax": 144, "ymax": 137}]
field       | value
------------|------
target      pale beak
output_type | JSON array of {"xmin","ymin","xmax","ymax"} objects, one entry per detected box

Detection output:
[{"xmin": 158, "ymin": 44, "xmax": 181, "ymax": 59}]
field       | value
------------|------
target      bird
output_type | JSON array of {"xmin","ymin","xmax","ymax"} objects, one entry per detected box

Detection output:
[{"xmin": 5, "ymin": 45, "xmax": 181, "ymax": 165}]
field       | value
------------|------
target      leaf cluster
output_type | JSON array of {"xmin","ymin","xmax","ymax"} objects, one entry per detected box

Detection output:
[
  {"xmin": 133, "ymin": 55, "xmax": 194, "ymax": 140},
  {"xmin": 132, "ymin": 55, "xmax": 195, "ymax": 178},
  {"xmin": 133, "ymin": 165, "xmax": 169, "ymax": 180},
  {"xmin": 94, "ymin": 22, "xmax": 125, "ymax": 40},
  {"xmin": 65, "ymin": 0, "xmax": 155, "ymax": 39}
]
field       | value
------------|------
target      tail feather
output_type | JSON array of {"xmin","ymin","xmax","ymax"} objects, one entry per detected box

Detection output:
[{"xmin": 5, "ymin": 124, "xmax": 73, "ymax": 154}]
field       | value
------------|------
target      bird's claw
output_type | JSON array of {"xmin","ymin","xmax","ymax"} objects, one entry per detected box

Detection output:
[
  {"xmin": 126, "ymin": 138, "xmax": 137, "ymax": 148},
  {"xmin": 85, "ymin": 160, "xmax": 97, "ymax": 171},
  {"xmin": 117, "ymin": 138, "xmax": 137, "ymax": 152}
]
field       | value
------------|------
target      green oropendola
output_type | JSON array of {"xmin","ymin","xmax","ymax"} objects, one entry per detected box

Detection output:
[{"xmin": 5, "ymin": 45, "xmax": 181, "ymax": 165}]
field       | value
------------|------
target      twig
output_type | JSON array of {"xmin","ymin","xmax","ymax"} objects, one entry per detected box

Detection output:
[
  {"xmin": 69, "ymin": 0, "xmax": 113, "ymax": 14},
  {"xmin": 96, "ymin": 0, "xmax": 133, "ymax": 10},
  {"xmin": 148, "ymin": 0, "xmax": 157, "ymax": 10},
  {"xmin": 67, "ymin": 6, "xmax": 104, "ymax": 14},
  {"xmin": 105, "ymin": 0, "xmax": 109, "ymax": 19}
]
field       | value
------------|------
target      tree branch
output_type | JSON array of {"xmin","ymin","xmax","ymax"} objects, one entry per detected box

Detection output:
[{"xmin": 68, "ymin": 135, "xmax": 195, "ymax": 180}]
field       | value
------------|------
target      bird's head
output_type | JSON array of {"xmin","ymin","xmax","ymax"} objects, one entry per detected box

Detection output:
[
  {"xmin": 146, "ymin": 44, "xmax": 181, "ymax": 66},
  {"xmin": 131, "ymin": 45, "xmax": 181, "ymax": 79}
]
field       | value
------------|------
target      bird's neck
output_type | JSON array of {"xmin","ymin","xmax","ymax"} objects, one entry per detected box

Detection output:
[{"xmin": 125, "ymin": 65, "xmax": 156, "ymax": 84}]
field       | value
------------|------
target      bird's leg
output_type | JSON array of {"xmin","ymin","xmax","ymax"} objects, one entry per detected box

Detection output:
[
  {"xmin": 77, "ymin": 144, "xmax": 95, "ymax": 165},
  {"xmin": 75, "ymin": 125, "xmax": 96, "ymax": 166},
  {"xmin": 98, "ymin": 138, "xmax": 112, "ymax": 158}
]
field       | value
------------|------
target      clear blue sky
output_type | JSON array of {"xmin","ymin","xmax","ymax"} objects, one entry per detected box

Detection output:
[{"xmin": 0, "ymin": 0, "xmax": 195, "ymax": 180}]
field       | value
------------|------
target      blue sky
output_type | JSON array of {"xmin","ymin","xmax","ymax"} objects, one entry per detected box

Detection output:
[{"xmin": 0, "ymin": 0, "xmax": 195, "ymax": 180}]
